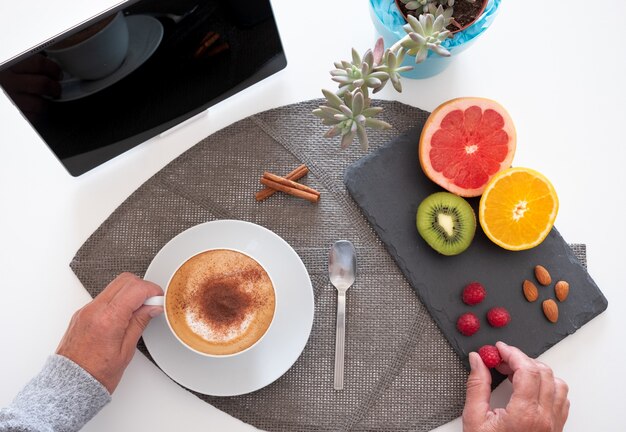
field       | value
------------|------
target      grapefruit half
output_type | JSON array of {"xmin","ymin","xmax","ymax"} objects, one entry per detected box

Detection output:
[{"xmin": 419, "ymin": 97, "xmax": 517, "ymax": 197}]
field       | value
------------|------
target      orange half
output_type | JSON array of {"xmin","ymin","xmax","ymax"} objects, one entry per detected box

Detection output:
[{"xmin": 479, "ymin": 167, "xmax": 559, "ymax": 251}]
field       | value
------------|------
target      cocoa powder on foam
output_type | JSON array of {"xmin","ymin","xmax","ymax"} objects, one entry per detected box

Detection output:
[
  {"xmin": 193, "ymin": 268, "xmax": 264, "ymax": 335},
  {"xmin": 165, "ymin": 249, "xmax": 275, "ymax": 355}
]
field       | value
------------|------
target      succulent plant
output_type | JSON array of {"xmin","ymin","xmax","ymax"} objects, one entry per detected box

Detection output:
[
  {"xmin": 373, "ymin": 48, "xmax": 413, "ymax": 93},
  {"xmin": 314, "ymin": 0, "xmax": 480, "ymax": 150},
  {"xmin": 400, "ymin": 12, "xmax": 452, "ymax": 63},
  {"xmin": 312, "ymin": 89, "xmax": 391, "ymax": 150},
  {"xmin": 330, "ymin": 48, "xmax": 389, "ymax": 97}
]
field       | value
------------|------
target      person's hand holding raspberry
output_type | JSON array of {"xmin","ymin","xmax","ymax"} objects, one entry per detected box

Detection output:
[{"xmin": 462, "ymin": 341, "xmax": 570, "ymax": 432}]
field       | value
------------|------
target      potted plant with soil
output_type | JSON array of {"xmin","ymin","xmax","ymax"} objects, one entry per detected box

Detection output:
[
  {"xmin": 313, "ymin": 0, "xmax": 501, "ymax": 149},
  {"xmin": 369, "ymin": 0, "xmax": 500, "ymax": 78},
  {"xmin": 395, "ymin": 0, "xmax": 487, "ymax": 33}
]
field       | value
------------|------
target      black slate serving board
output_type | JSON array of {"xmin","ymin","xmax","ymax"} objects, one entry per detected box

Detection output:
[{"xmin": 344, "ymin": 126, "xmax": 608, "ymax": 373}]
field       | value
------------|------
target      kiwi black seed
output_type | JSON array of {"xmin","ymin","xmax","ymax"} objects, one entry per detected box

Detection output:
[{"xmin": 416, "ymin": 192, "xmax": 476, "ymax": 256}]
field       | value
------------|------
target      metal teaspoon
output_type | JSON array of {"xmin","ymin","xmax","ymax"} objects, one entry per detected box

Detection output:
[{"xmin": 329, "ymin": 240, "xmax": 357, "ymax": 390}]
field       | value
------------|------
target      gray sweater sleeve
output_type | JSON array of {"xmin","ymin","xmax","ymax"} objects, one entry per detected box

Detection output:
[{"xmin": 0, "ymin": 354, "xmax": 111, "ymax": 432}]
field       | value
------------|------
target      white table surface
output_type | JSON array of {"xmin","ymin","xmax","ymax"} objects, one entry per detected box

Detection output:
[{"xmin": 1, "ymin": 1, "xmax": 624, "ymax": 431}]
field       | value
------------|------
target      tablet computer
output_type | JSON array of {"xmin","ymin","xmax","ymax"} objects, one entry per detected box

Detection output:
[{"xmin": 0, "ymin": 0, "xmax": 287, "ymax": 176}]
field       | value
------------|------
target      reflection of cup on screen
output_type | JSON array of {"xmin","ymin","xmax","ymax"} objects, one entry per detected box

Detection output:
[{"xmin": 46, "ymin": 12, "xmax": 129, "ymax": 80}]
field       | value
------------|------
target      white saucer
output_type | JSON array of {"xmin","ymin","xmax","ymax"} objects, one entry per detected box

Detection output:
[
  {"xmin": 54, "ymin": 15, "xmax": 163, "ymax": 102},
  {"xmin": 142, "ymin": 220, "xmax": 315, "ymax": 396}
]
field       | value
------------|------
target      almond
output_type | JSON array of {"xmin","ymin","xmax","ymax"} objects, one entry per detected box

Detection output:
[
  {"xmin": 555, "ymin": 280, "xmax": 569, "ymax": 302},
  {"xmin": 542, "ymin": 299, "xmax": 559, "ymax": 323},
  {"xmin": 534, "ymin": 265, "xmax": 552, "ymax": 286},
  {"xmin": 523, "ymin": 280, "xmax": 539, "ymax": 302}
]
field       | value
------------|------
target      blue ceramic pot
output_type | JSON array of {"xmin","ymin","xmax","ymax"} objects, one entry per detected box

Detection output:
[{"xmin": 369, "ymin": 0, "xmax": 501, "ymax": 79}]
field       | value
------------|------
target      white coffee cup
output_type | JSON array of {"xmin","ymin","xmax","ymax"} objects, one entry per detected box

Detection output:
[
  {"xmin": 46, "ymin": 11, "xmax": 129, "ymax": 81},
  {"xmin": 144, "ymin": 248, "xmax": 277, "ymax": 358}
]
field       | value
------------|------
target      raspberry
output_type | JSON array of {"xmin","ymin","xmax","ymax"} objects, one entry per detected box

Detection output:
[
  {"xmin": 478, "ymin": 345, "xmax": 502, "ymax": 368},
  {"xmin": 456, "ymin": 312, "xmax": 480, "ymax": 336},
  {"xmin": 487, "ymin": 307, "xmax": 511, "ymax": 328},
  {"xmin": 462, "ymin": 282, "xmax": 486, "ymax": 305}
]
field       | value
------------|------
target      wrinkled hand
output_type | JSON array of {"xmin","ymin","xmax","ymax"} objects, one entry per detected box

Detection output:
[
  {"xmin": 56, "ymin": 273, "xmax": 163, "ymax": 393},
  {"xmin": 0, "ymin": 54, "xmax": 62, "ymax": 117},
  {"xmin": 463, "ymin": 341, "xmax": 570, "ymax": 432}
]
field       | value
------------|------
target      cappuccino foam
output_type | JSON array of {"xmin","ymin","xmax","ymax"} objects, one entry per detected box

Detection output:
[{"xmin": 166, "ymin": 249, "xmax": 275, "ymax": 356}]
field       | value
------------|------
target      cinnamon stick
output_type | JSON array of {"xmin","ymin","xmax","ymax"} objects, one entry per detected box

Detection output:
[
  {"xmin": 194, "ymin": 31, "xmax": 220, "ymax": 58},
  {"xmin": 201, "ymin": 31, "xmax": 219, "ymax": 46},
  {"xmin": 259, "ymin": 178, "xmax": 320, "ymax": 203},
  {"xmin": 262, "ymin": 172, "xmax": 320, "ymax": 197},
  {"xmin": 205, "ymin": 42, "xmax": 229, "ymax": 57},
  {"xmin": 255, "ymin": 164, "xmax": 308, "ymax": 201}
]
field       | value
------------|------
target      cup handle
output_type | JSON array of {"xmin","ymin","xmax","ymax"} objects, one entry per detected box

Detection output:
[{"xmin": 144, "ymin": 295, "xmax": 165, "ymax": 306}]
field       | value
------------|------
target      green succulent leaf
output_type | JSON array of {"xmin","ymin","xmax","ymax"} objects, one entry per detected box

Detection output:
[
  {"xmin": 351, "ymin": 48, "xmax": 361, "ymax": 66},
  {"xmin": 433, "ymin": 14, "xmax": 446, "ymax": 32},
  {"xmin": 363, "ymin": 51, "xmax": 374, "ymax": 69},
  {"xmin": 352, "ymin": 92, "xmax": 364, "ymax": 116},
  {"xmin": 373, "ymin": 38, "xmax": 385, "ymax": 65},
  {"xmin": 424, "ymin": 13, "xmax": 434, "ymax": 34},
  {"xmin": 390, "ymin": 75, "xmax": 402, "ymax": 92},
  {"xmin": 330, "ymin": 69, "xmax": 348, "ymax": 77},
  {"xmin": 361, "ymin": 107, "xmax": 383, "ymax": 116},
  {"xmin": 324, "ymin": 125, "xmax": 342, "ymax": 138},
  {"xmin": 315, "ymin": 106, "xmax": 342, "ymax": 119},
  {"xmin": 341, "ymin": 129, "xmax": 355, "ymax": 149},
  {"xmin": 409, "ymin": 32, "xmax": 427, "ymax": 45},
  {"xmin": 365, "ymin": 117, "xmax": 392, "ymax": 130},
  {"xmin": 331, "ymin": 75, "xmax": 352, "ymax": 85},
  {"xmin": 386, "ymin": 50, "xmax": 397, "ymax": 69},
  {"xmin": 321, "ymin": 89, "xmax": 343, "ymax": 108},
  {"xmin": 365, "ymin": 77, "xmax": 382, "ymax": 88},
  {"xmin": 343, "ymin": 90, "xmax": 353, "ymax": 107},
  {"xmin": 429, "ymin": 44, "xmax": 451, "ymax": 57},
  {"xmin": 356, "ymin": 124, "xmax": 369, "ymax": 150},
  {"xmin": 415, "ymin": 45, "xmax": 429, "ymax": 63},
  {"xmin": 339, "ymin": 104, "xmax": 353, "ymax": 117},
  {"xmin": 395, "ymin": 47, "xmax": 412, "ymax": 71},
  {"xmin": 369, "ymin": 71, "xmax": 389, "ymax": 81},
  {"xmin": 403, "ymin": 1, "xmax": 420, "ymax": 11}
]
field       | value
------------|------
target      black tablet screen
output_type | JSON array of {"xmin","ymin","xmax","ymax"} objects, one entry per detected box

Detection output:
[{"xmin": 0, "ymin": 0, "xmax": 286, "ymax": 176}]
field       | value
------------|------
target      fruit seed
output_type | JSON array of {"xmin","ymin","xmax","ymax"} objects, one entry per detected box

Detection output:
[
  {"xmin": 523, "ymin": 279, "xmax": 539, "ymax": 302},
  {"xmin": 534, "ymin": 265, "xmax": 552, "ymax": 286},
  {"xmin": 542, "ymin": 299, "xmax": 559, "ymax": 323},
  {"xmin": 555, "ymin": 280, "xmax": 570, "ymax": 302}
]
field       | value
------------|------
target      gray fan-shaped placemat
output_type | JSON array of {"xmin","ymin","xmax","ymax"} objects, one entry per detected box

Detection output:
[{"xmin": 70, "ymin": 99, "xmax": 587, "ymax": 432}]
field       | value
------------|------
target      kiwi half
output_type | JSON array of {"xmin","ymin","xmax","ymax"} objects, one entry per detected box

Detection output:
[{"xmin": 416, "ymin": 192, "xmax": 476, "ymax": 256}]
